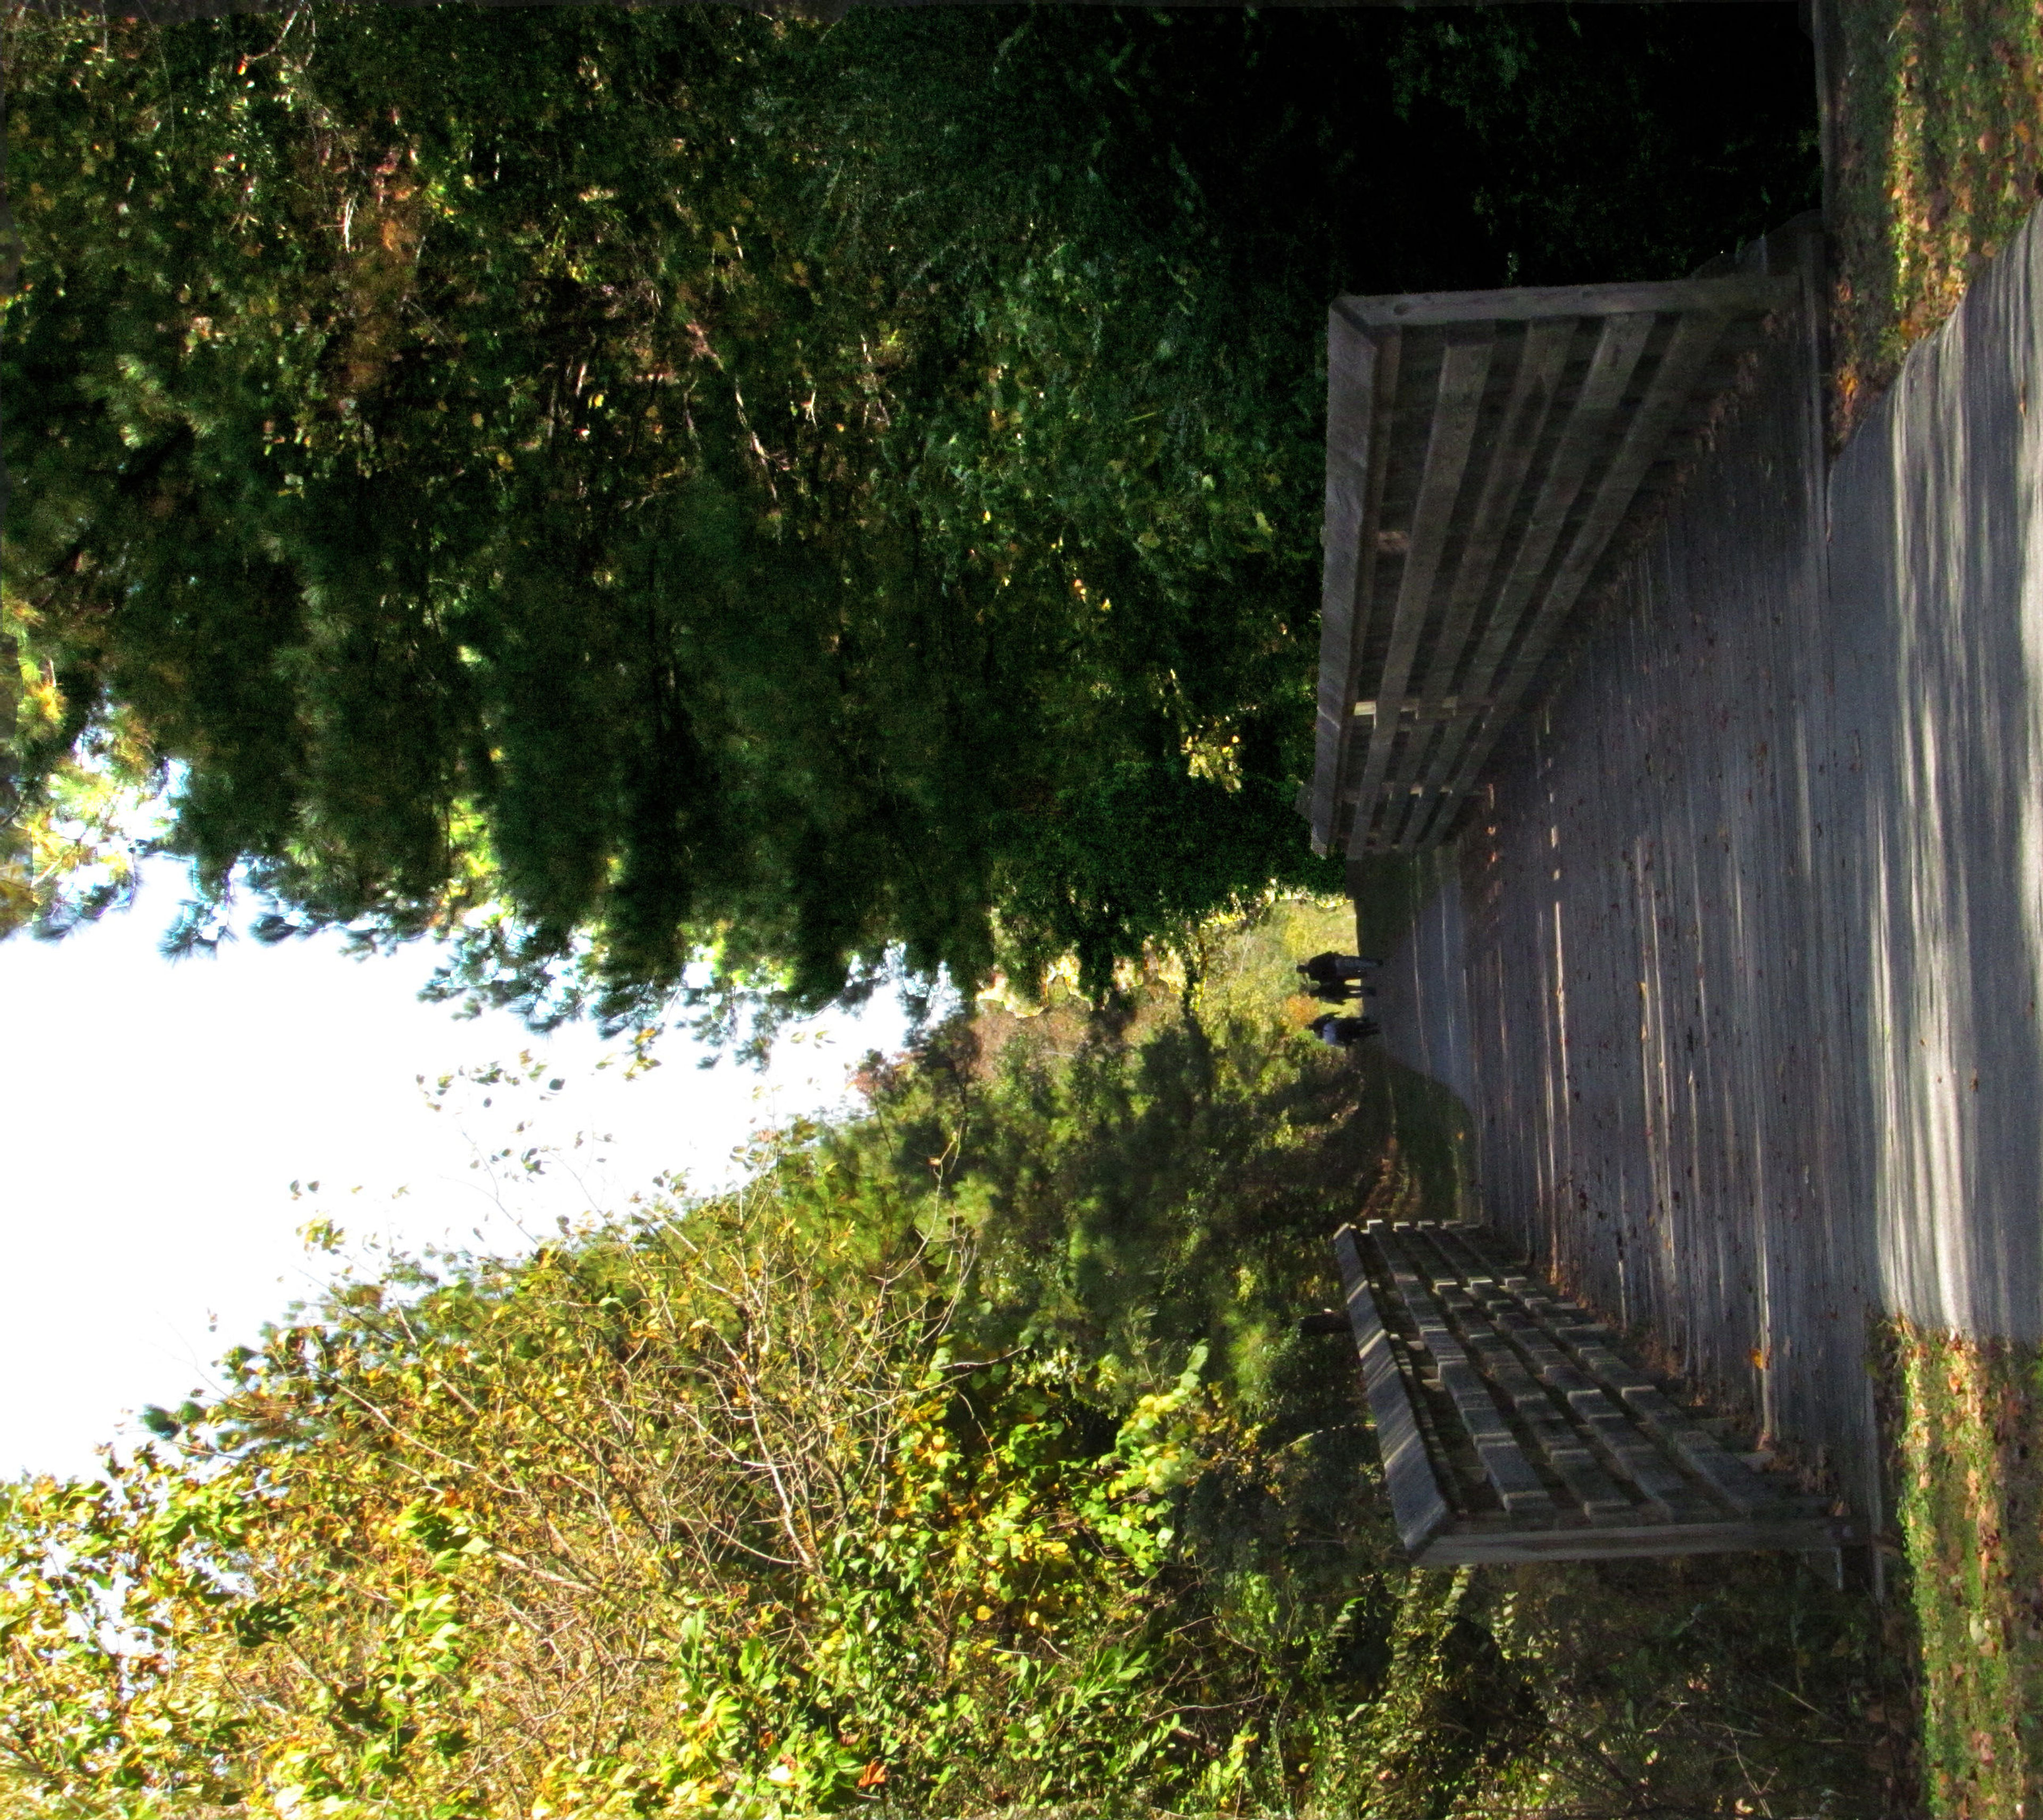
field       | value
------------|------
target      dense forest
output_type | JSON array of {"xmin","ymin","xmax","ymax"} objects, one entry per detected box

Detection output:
[
  {"xmin": 1, "ymin": 905, "xmax": 1898, "ymax": 1818},
  {"xmin": 3, "ymin": 2, "xmax": 1820, "ymax": 1038}
]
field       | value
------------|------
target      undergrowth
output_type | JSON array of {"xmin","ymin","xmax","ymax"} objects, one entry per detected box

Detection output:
[
  {"xmin": 1830, "ymin": 0, "xmax": 2043, "ymax": 437},
  {"xmin": 1879, "ymin": 1318, "xmax": 2043, "ymax": 1818},
  {"xmin": 0, "ymin": 899, "xmax": 1906, "ymax": 1817}
]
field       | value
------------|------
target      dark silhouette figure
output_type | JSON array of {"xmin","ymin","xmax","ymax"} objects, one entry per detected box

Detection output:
[
  {"xmin": 1297, "ymin": 951, "xmax": 1382, "ymax": 987},
  {"xmin": 1306, "ymin": 978, "xmax": 1376, "ymax": 1004}
]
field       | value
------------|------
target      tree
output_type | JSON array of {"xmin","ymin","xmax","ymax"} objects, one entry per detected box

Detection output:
[
  {"xmin": 0, "ymin": 907, "xmax": 1892, "ymax": 1818},
  {"xmin": 2, "ymin": 4, "xmax": 1818, "ymax": 1031},
  {"xmin": 0, "ymin": 629, "xmax": 162, "ymax": 937}
]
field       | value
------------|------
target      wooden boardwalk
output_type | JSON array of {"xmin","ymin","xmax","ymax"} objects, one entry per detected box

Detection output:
[
  {"xmin": 1373, "ymin": 199, "xmax": 2043, "ymax": 1527},
  {"xmin": 1825, "ymin": 203, "xmax": 2043, "ymax": 1347},
  {"xmin": 1371, "ymin": 202, "xmax": 2043, "ymax": 1527}
]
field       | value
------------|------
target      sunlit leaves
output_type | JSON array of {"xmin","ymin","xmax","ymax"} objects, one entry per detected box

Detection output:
[{"xmin": 4, "ymin": 4, "xmax": 1341, "ymax": 1028}]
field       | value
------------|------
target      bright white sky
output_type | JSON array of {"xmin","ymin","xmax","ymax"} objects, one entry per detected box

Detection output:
[{"xmin": 0, "ymin": 864, "xmax": 910, "ymax": 1481}]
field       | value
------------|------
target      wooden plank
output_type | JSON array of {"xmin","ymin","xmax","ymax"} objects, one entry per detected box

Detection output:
[
  {"xmin": 1323, "ymin": 326, "xmax": 1402, "ymax": 854},
  {"xmin": 1333, "ymin": 1225, "xmax": 1451, "ymax": 1552},
  {"xmin": 1451, "ymin": 1236, "xmax": 1763, "ymax": 1520},
  {"xmin": 1407, "ymin": 1229, "xmax": 1641, "ymax": 1519},
  {"xmin": 1335, "ymin": 273, "xmax": 1798, "ymax": 331},
  {"xmin": 1496, "ymin": 1316, "xmax": 1700, "ymax": 1518},
  {"xmin": 1411, "ymin": 320, "xmax": 1577, "ymax": 729},
  {"xmin": 1343, "ymin": 331, "xmax": 1495, "ymax": 851},
  {"xmin": 1401, "ymin": 1228, "xmax": 1638, "ymax": 1522},
  {"xmin": 1427, "ymin": 1232, "xmax": 1702, "ymax": 1520},
  {"xmin": 1309, "ymin": 311, "xmax": 1381, "ymax": 852},
  {"xmin": 1415, "ymin": 217, "xmax": 1910, "ymax": 1556},
  {"xmin": 1539, "ymin": 1319, "xmax": 1783, "ymax": 1516},
  {"xmin": 1373, "ymin": 1226, "xmax": 1552, "ymax": 1515},
  {"xmin": 1395, "ymin": 311, "xmax": 1655, "ymax": 847},
  {"xmin": 1425, "ymin": 310, "xmax": 1738, "ymax": 833},
  {"xmin": 1377, "ymin": 774, "xmax": 1434, "ymax": 852},
  {"xmin": 1416, "ymin": 1511, "xmax": 1852, "ymax": 1568},
  {"xmin": 1468, "ymin": 1329, "xmax": 1636, "ymax": 1520},
  {"xmin": 1400, "ymin": 320, "xmax": 1576, "ymax": 838},
  {"xmin": 1336, "ymin": 1214, "xmax": 1850, "ymax": 1561}
]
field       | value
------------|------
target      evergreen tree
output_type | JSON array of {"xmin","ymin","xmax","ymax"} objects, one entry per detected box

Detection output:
[{"xmin": 2, "ymin": 4, "xmax": 1817, "ymax": 1029}]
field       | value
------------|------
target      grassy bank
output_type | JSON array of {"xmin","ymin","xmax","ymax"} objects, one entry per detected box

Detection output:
[
  {"xmin": 1830, "ymin": 0, "xmax": 2043, "ymax": 436},
  {"xmin": 1882, "ymin": 1320, "xmax": 2043, "ymax": 1817}
]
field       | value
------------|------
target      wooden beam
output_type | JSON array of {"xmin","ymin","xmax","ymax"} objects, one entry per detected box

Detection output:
[
  {"xmin": 1375, "ymin": 772, "xmax": 1432, "ymax": 852},
  {"xmin": 1309, "ymin": 311, "xmax": 1379, "ymax": 851},
  {"xmin": 1342, "ymin": 331, "xmax": 1493, "ymax": 852},
  {"xmin": 1402, "ymin": 1227, "xmax": 1637, "ymax": 1520},
  {"xmin": 1428, "ymin": 1230, "xmax": 1704, "ymax": 1520},
  {"xmin": 1396, "ymin": 311, "xmax": 1655, "ymax": 847},
  {"xmin": 1417, "ymin": 1512, "xmax": 1852, "ymax": 1568},
  {"xmin": 1468, "ymin": 1326, "xmax": 1637, "ymax": 1519},
  {"xmin": 1568, "ymin": 1335, "xmax": 1785, "ymax": 1518},
  {"xmin": 1502, "ymin": 1279, "xmax": 1784, "ymax": 1518},
  {"xmin": 1425, "ymin": 310, "xmax": 1734, "ymax": 833},
  {"xmin": 1333, "ymin": 1226, "xmax": 1451, "ymax": 1553},
  {"xmin": 1393, "ymin": 320, "xmax": 1576, "ymax": 844},
  {"xmin": 1331, "ymin": 329, "xmax": 1402, "ymax": 854},
  {"xmin": 1335, "ymin": 272, "xmax": 1798, "ymax": 331},
  {"xmin": 1312, "ymin": 321, "xmax": 1400, "ymax": 852}
]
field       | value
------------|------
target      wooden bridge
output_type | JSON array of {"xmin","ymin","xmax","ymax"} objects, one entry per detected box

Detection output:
[
  {"xmin": 1309, "ymin": 268, "xmax": 1806, "ymax": 857},
  {"xmin": 1353, "ymin": 200, "xmax": 2043, "ymax": 1572}
]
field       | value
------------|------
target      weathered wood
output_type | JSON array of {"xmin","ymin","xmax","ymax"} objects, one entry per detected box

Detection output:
[
  {"xmin": 1559, "ymin": 1332, "xmax": 1781, "ymax": 1517},
  {"xmin": 1498, "ymin": 1272, "xmax": 1782, "ymax": 1518},
  {"xmin": 1470, "ymin": 1328, "xmax": 1636, "ymax": 1520},
  {"xmin": 1375, "ymin": 1227, "xmax": 1552, "ymax": 1515},
  {"xmin": 1410, "ymin": 312, "xmax": 1656, "ymax": 836},
  {"xmin": 1417, "ymin": 1512, "xmax": 1848, "ymax": 1568},
  {"xmin": 1333, "ymin": 1225, "xmax": 1451, "ymax": 1552},
  {"xmin": 1309, "ymin": 312, "xmax": 1381, "ymax": 852},
  {"xmin": 1424, "ymin": 310, "xmax": 1735, "ymax": 835},
  {"xmin": 1312, "ymin": 265, "xmax": 1800, "ymax": 855},
  {"xmin": 1332, "ymin": 1219, "xmax": 1851, "ymax": 1564},
  {"xmin": 1372, "ymin": 216, "xmax": 1928, "ymax": 1547},
  {"xmin": 1324, "ymin": 327, "xmax": 1402, "ymax": 854},
  {"xmin": 1404, "ymin": 1229, "xmax": 1638, "ymax": 1521},
  {"xmin": 1494, "ymin": 1324, "xmax": 1705, "ymax": 1514},
  {"xmin": 1440, "ymin": 1251, "xmax": 1703, "ymax": 1520},
  {"xmin": 1335, "ymin": 273, "xmax": 1798, "ymax": 330},
  {"xmin": 1346, "ymin": 331, "xmax": 1496, "ymax": 845},
  {"xmin": 1410, "ymin": 319, "xmax": 1576, "ymax": 746}
]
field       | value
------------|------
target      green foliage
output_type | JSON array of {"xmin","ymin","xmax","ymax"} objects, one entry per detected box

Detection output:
[
  {"xmin": 1, "ymin": 1206, "xmax": 1204, "ymax": 1816},
  {"xmin": 1882, "ymin": 1318, "xmax": 2043, "ymax": 1818},
  {"xmin": 0, "ymin": 609, "xmax": 163, "ymax": 936},
  {"xmin": 1830, "ymin": 0, "xmax": 2043, "ymax": 439},
  {"xmin": 2, "ymin": 5, "xmax": 1816, "ymax": 1030},
  {"xmin": 0, "ymin": 904, "xmax": 1900, "ymax": 1819},
  {"xmin": 0, "ymin": 1161, "xmax": 1380, "ymax": 1815}
]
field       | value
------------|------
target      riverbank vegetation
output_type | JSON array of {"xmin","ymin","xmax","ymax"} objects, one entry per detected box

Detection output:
[{"xmin": 2, "ymin": 905, "xmax": 1905, "ymax": 1819}]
